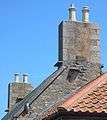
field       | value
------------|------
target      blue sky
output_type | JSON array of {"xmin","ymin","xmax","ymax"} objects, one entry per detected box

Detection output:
[{"xmin": 0, "ymin": 0, "xmax": 107, "ymax": 119}]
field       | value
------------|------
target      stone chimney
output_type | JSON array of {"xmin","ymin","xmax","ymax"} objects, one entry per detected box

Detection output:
[
  {"xmin": 57, "ymin": 4, "xmax": 101, "ymax": 80},
  {"xmin": 82, "ymin": 6, "xmax": 89, "ymax": 22},
  {"xmin": 68, "ymin": 4, "xmax": 77, "ymax": 21},
  {"xmin": 58, "ymin": 5, "xmax": 100, "ymax": 64},
  {"xmin": 7, "ymin": 74, "xmax": 33, "ymax": 112}
]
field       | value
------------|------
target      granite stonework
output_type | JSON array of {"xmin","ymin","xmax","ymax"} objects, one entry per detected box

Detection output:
[{"xmin": 2, "ymin": 12, "xmax": 102, "ymax": 120}]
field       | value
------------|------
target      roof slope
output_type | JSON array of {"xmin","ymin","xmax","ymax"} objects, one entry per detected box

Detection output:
[
  {"xmin": 2, "ymin": 66, "xmax": 67, "ymax": 120},
  {"xmin": 2, "ymin": 62, "xmax": 101, "ymax": 120},
  {"xmin": 39, "ymin": 73, "xmax": 107, "ymax": 119}
]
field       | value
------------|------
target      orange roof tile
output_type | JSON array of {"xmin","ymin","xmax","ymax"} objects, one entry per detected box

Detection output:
[
  {"xmin": 39, "ymin": 73, "xmax": 107, "ymax": 119},
  {"xmin": 60, "ymin": 73, "xmax": 107, "ymax": 113}
]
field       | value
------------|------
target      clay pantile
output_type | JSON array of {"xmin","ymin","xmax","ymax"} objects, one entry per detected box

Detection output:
[
  {"xmin": 103, "ymin": 82, "xmax": 107, "ymax": 86},
  {"xmin": 84, "ymin": 98, "xmax": 91, "ymax": 104},
  {"xmin": 100, "ymin": 99, "xmax": 107, "ymax": 104},
  {"xmin": 86, "ymin": 103, "xmax": 94, "ymax": 108},
  {"xmin": 94, "ymin": 91, "xmax": 101, "ymax": 96},
  {"xmin": 39, "ymin": 73, "xmax": 107, "ymax": 119},
  {"xmin": 87, "ymin": 92, "xmax": 94, "ymax": 96},
  {"xmin": 99, "ymin": 87, "xmax": 106, "ymax": 92},
  {"xmin": 72, "ymin": 106, "xmax": 81, "ymax": 112},
  {"xmin": 77, "ymin": 102, "xmax": 86, "ymax": 108},
  {"xmin": 101, "ymin": 103, "xmax": 107, "ymax": 109},
  {"xmin": 90, "ymin": 94, "xmax": 97, "ymax": 99},
  {"xmin": 72, "ymin": 104, "xmax": 79, "ymax": 108},
  {"xmin": 59, "ymin": 73, "xmax": 107, "ymax": 113},
  {"xmin": 80, "ymin": 107, "xmax": 88, "ymax": 112},
  {"xmin": 104, "ymin": 96, "xmax": 107, "ymax": 100},
  {"xmin": 92, "ymin": 98, "xmax": 99, "ymax": 104},
  {"xmin": 87, "ymin": 106, "xmax": 95, "ymax": 113},
  {"xmin": 94, "ymin": 102, "xmax": 101, "ymax": 109},
  {"xmin": 93, "ymin": 88, "xmax": 99, "ymax": 92},
  {"xmin": 96, "ymin": 107, "xmax": 104, "ymax": 113},
  {"xmin": 77, "ymin": 100, "xmax": 84, "ymax": 104},
  {"xmin": 104, "ymin": 109, "xmax": 107, "ymax": 113},
  {"xmin": 97, "ymin": 96, "xmax": 103, "ymax": 100},
  {"xmin": 102, "ymin": 92, "xmax": 107, "ymax": 96}
]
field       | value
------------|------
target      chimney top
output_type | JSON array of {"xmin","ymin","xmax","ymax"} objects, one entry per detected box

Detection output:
[
  {"xmin": 83, "ymin": 6, "xmax": 89, "ymax": 10},
  {"xmin": 23, "ymin": 73, "xmax": 29, "ymax": 83},
  {"xmin": 69, "ymin": 4, "xmax": 75, "ymax": 9},
  {"xmin": 14, "ymin": 73, "xmax": 20, "ymax": 82},
  {"xmin": 82, "ymin": 6, "xmax": 89, "ymax": 23},
  {"xmin": 68, "ymin": 4, "xmax": 77, "ymax": 21},
  {"xmin": 83, "ymin": 6, "xmax": 89, "ymax": 12}
]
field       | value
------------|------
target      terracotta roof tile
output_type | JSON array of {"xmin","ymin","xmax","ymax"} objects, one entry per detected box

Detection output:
[
  {"xmin": 80, "ymin": 107, "xmax": 88, "ymax": 112},
  {"xmin": 92, "ymin": 98, "xmax": 99, "ymax": 104},
  {"xmin": 100, "ymin": 99, "xmax": 107, "ymax": 104},
  {"xmin": 60, "ymin": 73, "xmax": 107, "ymax": 113},
  {"xmin": 38, "ymin": 73, "xmax": 107, "ymax": 119}
]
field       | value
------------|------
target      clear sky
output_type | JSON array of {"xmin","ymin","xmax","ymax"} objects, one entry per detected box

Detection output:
[{"xmin": 0, "ymin": 0, "xmax": 107, "ymax": 119}]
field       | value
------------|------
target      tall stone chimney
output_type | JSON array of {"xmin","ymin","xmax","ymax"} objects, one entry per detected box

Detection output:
[
  {"xmin": 57, "ymin": 4, "xmax": 101, "ymax": 81},
  {"xmin": 7, "ymin": 74, "xmax": 33, "ymax": 112}
]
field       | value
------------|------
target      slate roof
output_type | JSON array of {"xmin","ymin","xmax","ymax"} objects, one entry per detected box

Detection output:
[
  {"xmin": 2, "ymin": 66, "xmax": 67, "ymax": 120},
  {"xmin": 38, "ymin": 73, "xmax": 107, "ymax": 119}
]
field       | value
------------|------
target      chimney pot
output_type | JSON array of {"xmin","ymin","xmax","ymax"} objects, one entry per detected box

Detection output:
[
  {"xmin": 82, "ymin": 6, "xmax": 89, "ymax": 23},
  {"xmin": 14, "ymin": 73, "xmax": 19, "ymax": 82},
  {"xmin": 68, "ymin": 4, "xmax": 77, "ymax": 21},
  {"xmin": 23, "ymin": 73, "xmax": 28, "ymax": 83}
]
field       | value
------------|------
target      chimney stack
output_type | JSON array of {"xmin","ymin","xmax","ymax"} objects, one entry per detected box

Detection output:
[
  {"xmin": 14, "ymin": 73, "xmax": 19, "ymax": 82},
  {"xmin": 23, "ymin": 73, "xmax": 28, "ymax": 83},
  {"xmin": 68, "ymin": 4, "xmax": 77, "ymax": 21},
  {"xmin": 82, "ymin": 6, "xmax": 89, "ymax": 23},
  {"xmin": 8, "ymin": 73, "xmax": 33, "ymax": 111}
]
